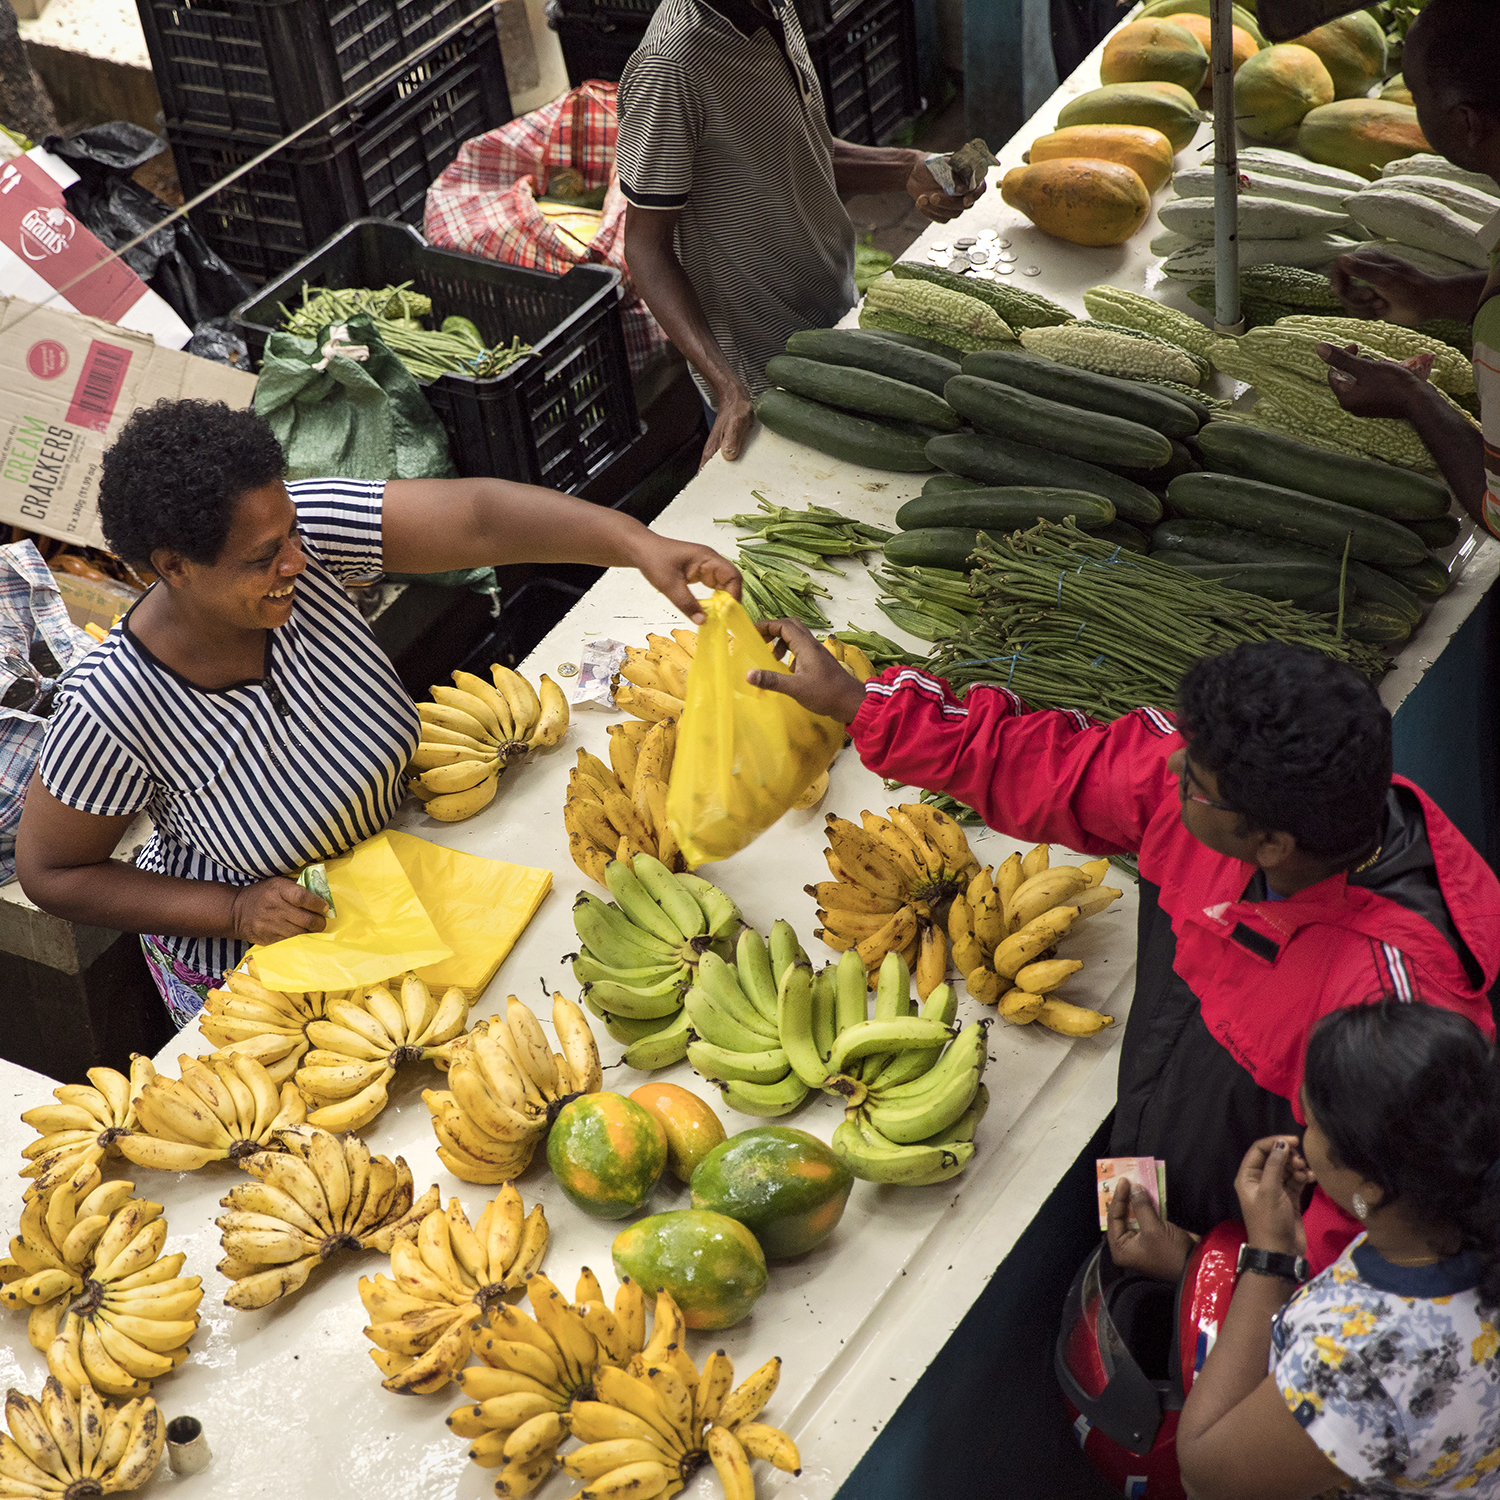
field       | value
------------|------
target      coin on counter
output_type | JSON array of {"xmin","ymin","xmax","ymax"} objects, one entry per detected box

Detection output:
[
  {"xmin": 955, "ymin": 236, "xmax": 976, "ymax": 249},
  {"xmin": 976, "ymin": 229, "xmax": 998, "ymax": 241},
  {"xmin": 995, "ymin": 263, "xmax": 1015, "ymax": 275},
  {"xmin": 972, "ymin": 268, "xmax": 999, "ymax": 281},
  {"xmin": 947, "ymin": 257, "xmax": 971, "ymax": 273},
  {"xmin": 966, "ymin": 248, "xmax": 990, "ymax": 265},
  {"xmin": 926, "ymin": 250, "xmax": 949, "ymax": 265},
  {"xmin": 998, "ymin": 249, "xmax": 1017, "ymax": 263},
  {"xmin": 996, "ymin": 237, "xmax": 1012, "ymax": 249},
  {"xmin": 1021, "ymin": 265, "xmax": 1042, "ymax": 276},
  {"xmin": 930, "ymin": 241, "xmax": 950, "ymax": 253}
]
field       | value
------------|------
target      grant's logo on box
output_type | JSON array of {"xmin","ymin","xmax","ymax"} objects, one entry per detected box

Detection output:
[
  {"xmin": 26, "ymin": 340, "xmax": 67, "ymax": 380},
  {"xmin": 19, "ymin": 206, "xmax": 73, "ymax": 262}
]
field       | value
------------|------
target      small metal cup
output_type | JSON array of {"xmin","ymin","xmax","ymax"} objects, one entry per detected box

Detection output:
[{"xmin": 166, "ymin": 1416, "xmax": 212, "ymax": 1476}]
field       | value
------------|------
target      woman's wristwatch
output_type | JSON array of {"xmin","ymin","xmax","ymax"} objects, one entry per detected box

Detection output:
[{"xmin": 1237, "ymin": 1245, "xmax": 1310, "ymax": 1283}]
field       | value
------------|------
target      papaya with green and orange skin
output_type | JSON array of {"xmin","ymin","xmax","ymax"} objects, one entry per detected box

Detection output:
[
  {"xmin": 613, "ymin": 1210, "xmax": 768, "ymax": 1329},
  {"xmin": 547, "ymin": 1092, "xmax": 667, "ymax": 1219},
  {"xmin": 630, "ymin": 1082, "xmax": 727, "ymax": 1183},
  {"xmin": 690, "ymin": 1126, "xmax": 854, "ymax": 1260}
]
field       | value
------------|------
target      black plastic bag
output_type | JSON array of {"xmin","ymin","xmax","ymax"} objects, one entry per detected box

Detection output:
[{"xmin": 44, "ymin": 122, "xmax": 255, "ymax": 331}]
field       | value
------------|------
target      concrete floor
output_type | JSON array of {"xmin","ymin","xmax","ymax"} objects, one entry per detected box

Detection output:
[{"xmin": 842, "ymin": 89, "xmax": 972, "ymax": 259}]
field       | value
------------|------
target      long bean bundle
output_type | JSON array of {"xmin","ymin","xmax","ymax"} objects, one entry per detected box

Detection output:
[{"xmin": 929, "ymin": 521, "xmax": 1384, "ymax": 721}]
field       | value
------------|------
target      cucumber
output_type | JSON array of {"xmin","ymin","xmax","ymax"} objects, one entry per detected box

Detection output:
[
  {"xmin": 943, "ymin": 376, "xmax": 1175, "ymax": 471},
  {"xmin": 885, "ymin": 528, "xmax": 985, "ymax": 572},
  {"xmin": 1095, "ymin": 520, "xmax": 1150, "ymax": 555},
  {"xmin": 1158, "ymin": 557, "xmax": 1346, "ymax": 603},
  {"xmin": 1403, "ymin": 514, "xmax": 1462, "ymax": 549},
  {"xmin": 755, "ymin": 389, "xmax": 935, "ymax": 472},
  {"xmin": 1342, "ymin": 562, "xmax": 1423, "ymax": 627},
  {"xmin": 765, "ymin": 355, "xmax": 960, "ymax": 430},
  {"xmin": 785, "ymin": 328, "xmax": 961, "ymax": 397},
  {"xmin": 1195, "ymin": 420, "xmax": 1451, "ymax": 521},
  {"xmin": 960, "ymin": 350, "xmax": 1200, "ymax": 438},
  {"xmin": 1383, "ymin": 552, "xmax": 1453, "ymax": 597},
  {"xmin": 925, "ymin": 432, "xmax": 1164, "ymax": 525},
  {"xmin": 1109, "ymin": 438, "xmax": 1201, "ymax": 488},
  {"xmin": 1340, "ymin": 600, "xmax": 1413, "ymax": 645},
  {"xmin": 922, "ymin": 473, "xmax": 983, "ymax": 496},
  {"xmin": 1165, "ymin": 472, "xmax": 1428, "ymax": 567},
  {"xmin": 894, "ymin": 487, "xmax": 1115, "ymax": 532},
  {"xmin": 865, "ymin": 328, "xmax": 967, "ymax": 362}
]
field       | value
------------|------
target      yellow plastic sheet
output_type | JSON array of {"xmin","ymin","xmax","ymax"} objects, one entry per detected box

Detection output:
[
  {"xmin": 666, "ymin": 590, "xmax": 843, "ymax": 866},
  {"xmin": 247, "ymin": 831, "xmax": 551, "ymax": 995}
]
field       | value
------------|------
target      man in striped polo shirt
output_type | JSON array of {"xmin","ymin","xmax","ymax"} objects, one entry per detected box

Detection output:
[{"xmin": 617, "ymin": 0, "xmax": 981, "ymax": 466}]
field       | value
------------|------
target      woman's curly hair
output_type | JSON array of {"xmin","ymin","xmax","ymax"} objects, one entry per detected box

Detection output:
[{"xmin": 98, "ymin": 400, "xmax": 286, "ymax": 565}]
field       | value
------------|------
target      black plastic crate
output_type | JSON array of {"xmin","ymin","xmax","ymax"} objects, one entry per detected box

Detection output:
[
  {"xmin": 554, "ymin": 14, "xmax": 649, "ymax": 88},
  {"xmin": 232, "ymin": 220, "xmax": 640, "ymax": 494},
  {"xmin": 808, "ymin": 0, "xmax": 920, "ymax": 145},
  {"xmin": 169, "ymin": 26, "xmax": 509, "ymax": 282},
  {"xmin": 136, "ymin": 0, "xmax": 486, "ymax": 140},
  {"xmin": 549, "ymin": 0, "xmax": 867, "ymax": 32}
]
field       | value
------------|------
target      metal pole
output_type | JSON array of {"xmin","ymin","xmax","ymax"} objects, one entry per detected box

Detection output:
[{"xmin": 1211, "ymin": 0, "xmax": 1244, "ymax": 335}]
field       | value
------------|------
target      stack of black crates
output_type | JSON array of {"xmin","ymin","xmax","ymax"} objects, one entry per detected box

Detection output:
[
  {"xmin": 549, "ymin": 0, "xmax": 921, "ymax": 146},
  {"xmin": 137, "ymin": 0, "xmax": 515, "ymax": 283}
]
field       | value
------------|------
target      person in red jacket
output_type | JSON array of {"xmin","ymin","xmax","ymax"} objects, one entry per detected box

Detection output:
[{"xmin": 751, "ymin": 625, "xmax": 1500, "ymax": 1272}]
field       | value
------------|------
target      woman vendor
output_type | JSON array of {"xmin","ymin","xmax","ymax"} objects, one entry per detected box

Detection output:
[{"xmin": 15, "ymin": 399, "xmax": 740, "ymax": 1025}]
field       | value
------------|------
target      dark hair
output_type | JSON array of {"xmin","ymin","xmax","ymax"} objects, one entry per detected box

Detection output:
[
  {"xmin": 1405, "ymin": 0, "xmax": 1500, "ymax": 113},
  {"xmin": 98, "ymin": 400, "xmax": 286, "ymax": 566},
  {"xmin": 1176, "ymin": 640, "xmax": 1390, "ymax": 867},
  {"xmin": 1304, "ymin": 1001, "xmax": 1500, "ymax": 1308}
]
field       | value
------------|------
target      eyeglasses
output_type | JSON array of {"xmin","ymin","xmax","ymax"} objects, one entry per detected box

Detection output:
[{"xmin": 1178, "ymin": 759, "xmax": 1236, "ymax": 812}]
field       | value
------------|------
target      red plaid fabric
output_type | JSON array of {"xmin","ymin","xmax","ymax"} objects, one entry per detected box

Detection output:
[{"xmin": 424, "ymin": 82, "xmax": 669, "ymax": 375}]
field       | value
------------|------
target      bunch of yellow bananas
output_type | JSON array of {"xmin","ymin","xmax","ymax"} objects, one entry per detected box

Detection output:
[
  {"xmin": 422, "ymin": 994, "xmax": 602, "ymax": 1185},
  {"xmin": 566, "ymin": 727, "xmax": 681, "ymax": 882},
  {"xmin": 445, "ymin": 1270, "xmax": 646, "ymax": 1495},
  {"xmin": 215, "ymin": 1125, "xmax": 439, "ymax": 1311},
  {"xmin": 948, "ymin": 844, "xmax": 1121, "ymax": 1035},
  {"xmin": 359, "ymin": 1185, "xmax": 550, "ymax": 1394},
  {"xmin": 2, "ymin": 1375, "xmax": 165, "ymax": 1495},
  {"xmin": 411, "ymin": 664, "xmax": 570, "ymax": 822},
  {"xmin": 613, "ymin": 630, "xmax": 695, "ymax": 724},
  {"xmin": 0, "ymin": 1158, "xmax": 202, "ymax": 1399},
  {"xmin": 197, "ymin": 968, "xmax": 331, "ymax": 1085},
  {"xmin": 18, "ymin": 1060, "xmax": 152, "ymax": 1199},
  {"xmin": 563, "ymin": 1342, "xmax": 797, "ymax": 1500},
  {"xmin": 114, "ymin": 1051, "xmax": 306, "ymax": 1172},
  {"xmin": 291, "ymin": 972, "xmax": 473, "ymax": 1132},
  {"xmin": 573, "ymin": 858, "xmax": 743, "ymax": 1070},
  {"xmin": 814, "ymin": 804, "xmax": 981, "ymax": 994}
]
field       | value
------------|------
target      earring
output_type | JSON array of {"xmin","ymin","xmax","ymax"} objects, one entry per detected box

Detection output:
[{"xmin": 1352, "ymin": 1193, "xmax": 1369, "ymax": 1220}]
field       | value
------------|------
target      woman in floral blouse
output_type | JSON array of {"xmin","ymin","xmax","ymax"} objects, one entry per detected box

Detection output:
[{"xmin": 1175, "ymin": 1000, "xmax": 1500, "ymax": 1499}]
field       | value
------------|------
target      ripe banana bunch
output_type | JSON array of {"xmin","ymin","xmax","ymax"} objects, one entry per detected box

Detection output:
[
  {"xmin": 359, "ymin": 1184, "xmax": 550, "ymax": 1394},
  {"xmin": 947, "ymin": 844, "xmax": 1119, "ymax": 1036},
  {"xmin": 215, "ymin": 1125, "xmax": 439, "ymax": 1311},
  {"xmin": 292, "ymin": 972, "xmax": 472, "ymax": 1132},
  {"xmin": 613, "ymin": 629, "xmax": 696, "ymax": 724},
  {"xmin": 422, "ymin": 993, "xmax": 602, "ymax": 1185},
  {"xmin": 814, "ymin": 804, "xmax": 982, "ymax": 994},
  {"xmin": 565, "ymin": 722, "xmax": 682, "ymax": 882},
  {"xmin": 113, "ymin": 1052, "xmax": 305, "ymax": 1173},
  {"xmin": 564, "ymin": 1337, "xmax": 798, "ymax": 1500},
  {"xmin": 411, "ymin": 664, "xmax": 570, "ymax": 822},
  {"xmin": 685, "ymin": 922, "xmax": 817, "ymax": 1119},
  {"xmin": 445, "ymin": 1271, "xmax": 658, "ymax": 1495},
  {"xmin": 1, "ymin": 1376, "xmax": 164, "ymax": 1497},
  {"xmin": 19, "ymin": 1061, "xmax": 153, "ymax": 1199},
  {"xmin": 0, "ymin": 1157, "xmax": 203, "ymax": 1398},
  {"xmin": 572, "ymin": 858, "xmax": 742, "ymax": 1069},
  {"xmin": 197, "ymin": 968, "xmax": 333, "ymax": 1086}
]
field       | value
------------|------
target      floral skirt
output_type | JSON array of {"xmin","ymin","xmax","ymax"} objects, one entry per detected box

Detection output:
[{"xmin": 140, "ymin": 934, "xmax": 215, "ymax": 1029}]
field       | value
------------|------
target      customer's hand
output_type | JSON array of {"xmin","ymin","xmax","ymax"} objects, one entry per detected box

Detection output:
[
  {"xmin": 633, "ymin": 535, "xmax": 742, "ymax": 624},
  {"xmin": 1328, "ymin": 248, "xmax": 1451, "ymax": 326},
  {"xmin": 229, "ymin": 877, "xmax": 328, "ymax": 944},
  {"xmin": 1106, "ymin": 1179, "xmax": 1197, "ymax": 1283},
  {"xmin": 1318, "ymin": 341, "xmax": 1430, "ymax": 420},
  {"xmin": 702, "ymin": 387, "xmax": 756, "ymax": 466},
  {"xmin": 747, "ymin": 618, "xmax": 868, "ymax": 724},
  {"xmin": 905, "ymin": 158, "xmax": 986, "ymax": 222},
  {"xmin": 1235, "ymin": 1135, "xmax": 1313, "ymax": 1258}
]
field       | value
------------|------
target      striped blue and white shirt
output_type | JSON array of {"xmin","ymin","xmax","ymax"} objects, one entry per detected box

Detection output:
[{"xmin": 39, "ymin": 479, "xmax": 420, "ymax": 979}]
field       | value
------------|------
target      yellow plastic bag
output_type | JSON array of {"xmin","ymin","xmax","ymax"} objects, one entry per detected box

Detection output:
[
  {"xmin": 666, "ymin": 590, "xmax": 843, "ymax": 866},
  {"xmin": 247, "ymin": 831, "xmax": 551, "ymax": 995}
]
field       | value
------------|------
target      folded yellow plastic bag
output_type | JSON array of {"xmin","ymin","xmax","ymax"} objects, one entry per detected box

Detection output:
[
  {"xmin": 666, "ymin": 590, "xmax": 843, "ymax": 866},
  {"xmin": 246, "ymin": 831, "xmax": 551, "ymax": 995}
]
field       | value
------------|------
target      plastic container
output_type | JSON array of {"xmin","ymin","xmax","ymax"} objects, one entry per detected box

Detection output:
[
  {"xmin": 136, "ymin": 0, "xmax": 485, "ymax": 140},
  {"xmin": 168, "ymin": 25, "xmax": 509, "ymax": 283},
  {"xmin": 232, "ymin": 220, "xmax": 640, "ymax": 494},
  {"xmin": 807, "ymin": 0, "xmax": 921, "ymax": 145}
]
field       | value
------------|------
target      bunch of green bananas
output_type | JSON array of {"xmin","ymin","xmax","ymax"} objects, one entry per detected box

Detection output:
[
  {"xmin": 571, "ymin": 859, "xmax": 743, "ymax": 1069},
  {"xmin": 683, "ymin": 922, "xmax": 814, "ymax": 1118}
]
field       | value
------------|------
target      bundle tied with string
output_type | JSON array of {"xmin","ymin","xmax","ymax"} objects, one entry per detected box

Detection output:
[{"xmin": 931, "ymin": 521, "xmax": 1386, "ymax": 722}]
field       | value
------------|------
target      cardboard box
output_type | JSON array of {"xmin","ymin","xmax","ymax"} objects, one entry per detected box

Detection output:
[
  {"xmin": 51, "ymin": 570, "xmax": 140, "ymax": 634},
  {"xmin": 0, "ymin": 296, "xmax": 257, "ymax": 549}
]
